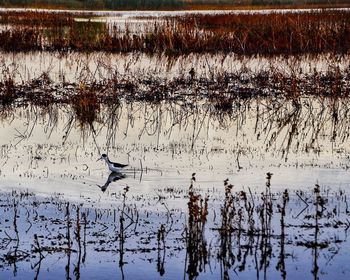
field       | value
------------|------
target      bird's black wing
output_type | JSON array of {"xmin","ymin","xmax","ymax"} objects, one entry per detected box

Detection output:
[{"xmin": 113, "ymin": 163, "xmax": 128, "ymax": 168}]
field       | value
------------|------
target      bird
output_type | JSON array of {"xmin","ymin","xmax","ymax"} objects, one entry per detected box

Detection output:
[{"xmin": 97, "ymin": 154, "xmax": 128, "ymax": 173}]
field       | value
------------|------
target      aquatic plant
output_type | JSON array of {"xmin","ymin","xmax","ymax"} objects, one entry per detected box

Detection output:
[
  {"xmin": 72, "ymin": 83, "xmax": 100, "ymax": 126},
  {"xmin": 185, "ymin": 173, "xmax": 209, "ymax": 279}
]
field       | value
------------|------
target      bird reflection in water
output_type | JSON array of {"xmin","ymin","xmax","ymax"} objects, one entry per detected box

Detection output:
[{"xmin": 97, "ymin": 171, "xmax": 126, "ymax": 192}]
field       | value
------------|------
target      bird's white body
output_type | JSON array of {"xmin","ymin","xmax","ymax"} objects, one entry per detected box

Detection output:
[
  {"xmin": 98, "ymin": 154, "xmax": 128, "ymax": 173},
  {"xmin": 106, "ymin": 161, "xmax": 124, "ymax": 173}
]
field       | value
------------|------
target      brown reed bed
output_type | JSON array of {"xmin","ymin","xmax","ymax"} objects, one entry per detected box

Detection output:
[
  {"xmin": 1, "ymin": 62, "xmax": 349, "ymax": 110},
  {"xmin": 0, "ymin": 10, "xmax": 75, "ymax": 26},
  {"xmin": 173, "ymin": 10, "xmax": 350, "ymax": 55},
  {"xmin": 72, "ymin": 83, "xmax": 100, "ymax": 126},
  {"xmin": 0, "ymin": 9, "xmax": 349, "ymax": 55},
  {"xmin": 1, "ymin": 1, "xmax": 349, "ymax": 11},
  {"xmin": 184, "ymin": 3, "xmax": 350, "ymax": 11},
  {"xmin": 0, "ymin": 76, "xmax": 15, "ymax": 105}
]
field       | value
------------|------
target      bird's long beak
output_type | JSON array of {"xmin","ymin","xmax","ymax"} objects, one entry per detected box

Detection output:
[{"xmin": 97, "ymin": 157, "xmax": 102, "ymax": 162}]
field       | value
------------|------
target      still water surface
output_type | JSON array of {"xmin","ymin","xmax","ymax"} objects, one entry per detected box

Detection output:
[
  {"xmin": 1, "ymin": 49, "xmax": 350, "ymax": 279},
  {"xmin": 1, "ymin": 98, "xmax": 349, "ymax": 199},
  {"xmin": 1, "ymin": 97, "xmax": 350, "ymax": 279}
]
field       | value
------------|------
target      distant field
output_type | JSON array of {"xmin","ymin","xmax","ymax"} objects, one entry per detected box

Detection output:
[
  {"xmin": 0, "ymin": 0, "xmax": 349, "ymax": 10},
  {"xmin": 0, "ymin": 9, "xmax": 349, "ymax": 56}
]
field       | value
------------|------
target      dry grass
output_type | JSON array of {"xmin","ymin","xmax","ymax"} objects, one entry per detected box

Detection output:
[
  {"xmin": 0, "ymin": 10, "xmax": 349, "ymax": 55},
  {"xmin": 0, "ymin": 11, "xmax": 75, "ymax": 26},
  {"xmin": 0, "ymin": 1, "xmax": 349, "ymax": 11},
  {"xmin": 72, "ymin": 84, "xmax": 100, "ymax": 126}
]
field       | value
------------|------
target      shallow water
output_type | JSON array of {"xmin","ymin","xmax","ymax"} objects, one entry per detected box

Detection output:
[
  {"xmin": 1, "ymin": 51, "xmax": 348, "ymax": 84},
  {"xmin": 0, "ymin": 98, "xmax": 350, "ymax": 200},
  {"xmin": 1, "ymin": 97, "xmax": 350, "ymax": 278},
  {"xmin": 1, "ymin": 49, "xmax": 350, "ymax": 278}
]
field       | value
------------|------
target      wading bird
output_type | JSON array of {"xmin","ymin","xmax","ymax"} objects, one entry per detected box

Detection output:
[{"xmin": 97, "ymin": 154, "xmax": 128, "ymax": 172}]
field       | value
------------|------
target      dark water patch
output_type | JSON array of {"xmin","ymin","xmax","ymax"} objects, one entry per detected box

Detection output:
[{"xmin": 1, "ymin": 175, "xmax": 350, "ymax": 279}]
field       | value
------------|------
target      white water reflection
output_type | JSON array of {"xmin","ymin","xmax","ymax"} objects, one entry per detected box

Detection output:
[{"xmin": 1, "ymin": 51, "xmax": 349, "ymax": 84}]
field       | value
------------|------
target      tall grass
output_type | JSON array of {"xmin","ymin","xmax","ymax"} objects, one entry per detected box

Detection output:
[
  {"xmin": 0, "ymin": 0, "xmax": 349, "ymax": 10},
  {"xmin": 0, "ymin": 11, "xmax": 75, "ymax": 26},
  {"xmin": 0, "ymin": 10, "xmax": 349, "ymax": 55}
]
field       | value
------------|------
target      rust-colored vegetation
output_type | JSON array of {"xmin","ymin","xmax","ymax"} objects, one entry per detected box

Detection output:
[
  {"xmin": 1, "ymin": 62, "xmax": 349, "ymax": 118},
  {"xmin": 173, "ymin": 10, "xmax": 350, "ymax": 55},
  {"xmin": 0, "ymin": 10, "xmax": 349, "ymax": 55},
  {"xmin": 72, "ymin": 83, "xmax": 100, "ymax": 126},
  {"xmin": 0, "ymin": 10, "xmax": 75, "ymax": 26}
]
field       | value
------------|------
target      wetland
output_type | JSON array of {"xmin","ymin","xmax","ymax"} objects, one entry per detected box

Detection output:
[{"xmin": 1, "ymin": 7, "xmax": 350, "ymax": 280}]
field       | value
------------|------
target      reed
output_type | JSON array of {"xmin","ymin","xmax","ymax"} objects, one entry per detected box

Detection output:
[
  {"xmin": 0, "ymin": 11, "xmax": 75, "ymax": 26},
  {"xmin": 0, "ymin": 75, "xmax": 16, "ymax": 105},
  {"xmin": 0, "ymin": 10, "xmax": 349, "ymax": 55},
  {"xmin": 1, "ymin": 60, "xmax": 349, "ymax": 114},
  {"xmin": 186, "ymin": 173, "xmax": 209, "ymax": 279},
  {"xmin": 72, "ymin": 83, "xmax": 100, "ymax": 126}
]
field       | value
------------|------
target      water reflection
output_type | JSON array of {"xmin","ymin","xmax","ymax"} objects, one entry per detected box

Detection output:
[
  {"xmin": 1, "ymin": 96, "xmax": 350, "ymax": 199},
  {"xmin": 97, "ymin": 171, "xmax": 126, "ymax": 192},
  {"xmin": 1, "ymin": 176, "xmax": 350, "ymax": 280},
  {"xmin": 2, "ymin": 96, "xmax": 349, "ymax": 161}
]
